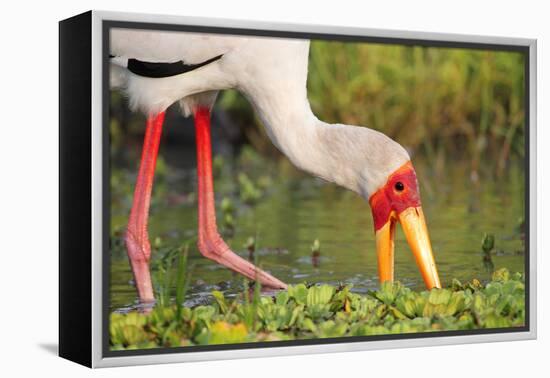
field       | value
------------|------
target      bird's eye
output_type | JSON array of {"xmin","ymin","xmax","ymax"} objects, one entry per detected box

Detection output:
[{"xmin": 394, "ymin": 181, "xmax": 405, "ymax": 192}]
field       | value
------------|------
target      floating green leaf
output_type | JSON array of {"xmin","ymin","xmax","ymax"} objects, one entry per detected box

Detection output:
[{"xmin": 110, "ymin": 268, "xmax": 525, "ymax": 350}]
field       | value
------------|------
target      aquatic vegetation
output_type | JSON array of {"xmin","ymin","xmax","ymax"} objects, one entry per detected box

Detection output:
[
  {"xmin": 219, "ymin": 197, "xmax": 235, "ymax": 234},
  {"xmin": 311, "ymin": 239, "xmax": 321, "ymax": 254},
  {"xmin": 110, "ymin": 268, "xmax": 525, "ymax": 350},
  {"xmin": 482, "ymin": 233, "xmax": 495, "ymax": 253},
  {"xmin": 244, "ymin": 236, "xmax": 256, "ymax": 254},
  {"xmin": 481, "ymin": 233, "xmax": 496, "ymax": 272},
  {"xmin": 150, "ymin": 243, "xmax": 192, "ymax": 308},
  {"xmin": 311, "ymin": 239, "xmax": 321, "ymax": 267},
  {"xmin": 238, "ymin": 173, "xmax": 263, "ymax": 204},
  {"xmin": 244, "ymin": 236, "xmax": 256, "ymax": 261}
]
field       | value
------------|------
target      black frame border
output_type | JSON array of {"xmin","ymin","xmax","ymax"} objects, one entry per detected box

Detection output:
[
  {"xmin": 59, "ymin": 11, "xmax": 93, "ymax": 367},
  {"xmin": 101, "ymin": 19, "xmax": 531, "ymax": 359}
]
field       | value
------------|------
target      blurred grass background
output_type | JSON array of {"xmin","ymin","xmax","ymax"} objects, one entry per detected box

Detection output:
[{"xmin": 111, "ymin": 39, "xmax": 526, "ymax": 178}]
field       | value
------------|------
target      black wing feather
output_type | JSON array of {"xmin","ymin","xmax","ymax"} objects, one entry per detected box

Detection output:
[{"xmin": 112, "ymin": 54, "xmax": 223, "ymax": 78}]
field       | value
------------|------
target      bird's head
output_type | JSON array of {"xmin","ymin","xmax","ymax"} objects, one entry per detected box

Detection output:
[
  {"xmin": 368, "ymin": 160, "xmax": 441, "ymax": 289},
  {"xmin": 271, "ymin": 117, "xmax": 442, "ymax": 289},
  {"xmin": 336, "ymin": 128, "xmax": 441, "ymax": 290}
]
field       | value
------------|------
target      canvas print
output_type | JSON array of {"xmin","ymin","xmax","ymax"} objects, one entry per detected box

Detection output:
[{"xmin": 107, "ymin": 27, "xmax": 526, "ymax": 351}]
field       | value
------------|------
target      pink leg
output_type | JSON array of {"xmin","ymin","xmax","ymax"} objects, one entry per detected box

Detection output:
[
  {"xmin": 125, "ymin": 112, "xmax": 165, "ymax": 303},
  {"xmin": 194, "ymin": 107, "xmax": 287, "ymax": 289}
]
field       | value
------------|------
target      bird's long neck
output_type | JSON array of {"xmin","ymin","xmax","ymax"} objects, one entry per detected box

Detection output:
[
  {"xmin": 240, "ymin": 82, "xmax": 365, "ymax": 195},
  {"xmin": 235, "ymin": 38, "xmax": 409, "ymax": 197},
  {"xmin": 239, "ymin": 79, "xmax": 410, "ymax": 198}
]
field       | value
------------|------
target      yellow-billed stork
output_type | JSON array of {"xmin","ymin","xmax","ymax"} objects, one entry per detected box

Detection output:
[{"xmin": 110, "ymin": 29, "xmax": 441, "ymax": 304}]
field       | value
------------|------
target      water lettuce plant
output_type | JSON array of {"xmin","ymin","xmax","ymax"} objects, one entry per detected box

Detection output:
[{"xmin": 110, "ymin": 268, "xmax": 525, "ymax": 350}]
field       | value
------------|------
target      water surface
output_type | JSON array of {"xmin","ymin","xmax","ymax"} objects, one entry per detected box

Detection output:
[{"xmin": 110, "ymin": 146, "xmax": 525, "ymax": 312}]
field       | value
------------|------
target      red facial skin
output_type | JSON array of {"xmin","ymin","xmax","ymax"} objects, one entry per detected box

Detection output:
[{"xmin": 369, "ymin": 161, "xmax": 421, "ymax": 232}]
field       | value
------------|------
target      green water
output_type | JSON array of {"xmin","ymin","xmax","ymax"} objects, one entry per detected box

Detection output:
[{"xmin": 109, "ymin": 147, "xmax": 525, "ymax": 312}]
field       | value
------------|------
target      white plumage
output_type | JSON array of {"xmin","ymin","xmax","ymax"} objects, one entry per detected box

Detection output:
[
  {"xmin": 110, "ymin": 29, "xmax": 410, "ymax": 198},
  {"xmin": 110, "ymin": 28, "xmax": 443, "ymax": 299}
]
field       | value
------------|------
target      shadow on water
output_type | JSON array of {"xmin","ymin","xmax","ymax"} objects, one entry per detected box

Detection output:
[{"xmin": 109, "ymin": 144, "xmax": 525, "ymax": 312}]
